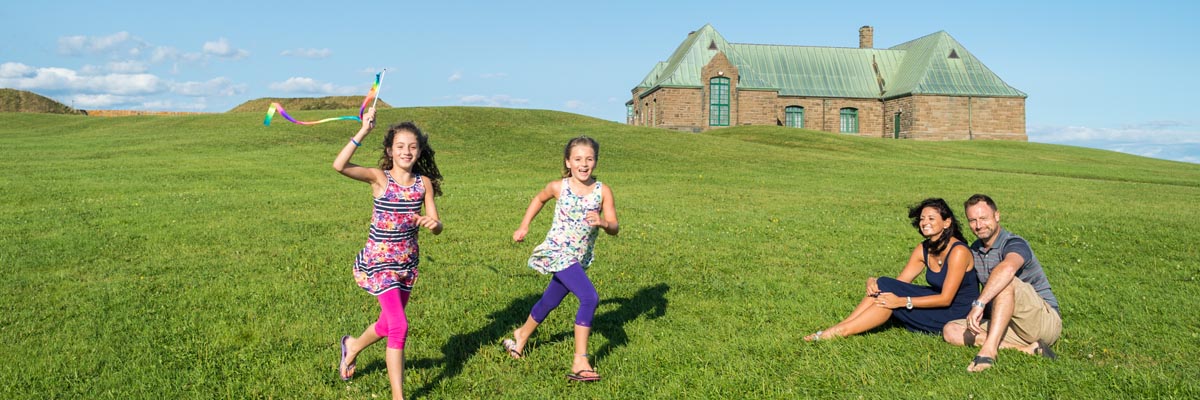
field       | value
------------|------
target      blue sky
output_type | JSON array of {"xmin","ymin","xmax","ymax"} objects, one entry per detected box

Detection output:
[{"xmin": 3, "ymin": 1, "xmax": 1198, "ymax": 163}]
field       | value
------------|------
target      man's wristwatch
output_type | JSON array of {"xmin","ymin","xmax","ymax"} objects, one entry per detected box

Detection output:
[
  {"xmin": 972, "ymin": 299, "xmax": 986, "ymax": 309},
  {"xmin": 905, "ymin": 296, "xmax": 913, "ymax": 310}
]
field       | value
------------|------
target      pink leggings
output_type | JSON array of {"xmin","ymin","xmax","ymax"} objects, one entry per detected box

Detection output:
[{"xmin": 374, "ymin": 289, "xmax": 411, "ymax": 350}]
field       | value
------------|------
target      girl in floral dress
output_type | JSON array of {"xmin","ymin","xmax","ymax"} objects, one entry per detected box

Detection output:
[
  {"xmin": 332, "ymin": 108, "xmax": 443, "ymax": 400},
  {"xmin": 502, "ymin": 136, "xmax": 620, "ymax": 382}
]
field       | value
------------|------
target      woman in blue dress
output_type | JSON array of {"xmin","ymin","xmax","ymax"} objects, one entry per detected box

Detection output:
[{"xmin": 805, "ymin": 198, "xmax": 978, "ymax": 340}]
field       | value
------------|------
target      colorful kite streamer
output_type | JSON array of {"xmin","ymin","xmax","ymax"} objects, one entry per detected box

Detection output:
[{"xmin": 263, "ymin": 71, "xmax": 385, "ymax": 126}]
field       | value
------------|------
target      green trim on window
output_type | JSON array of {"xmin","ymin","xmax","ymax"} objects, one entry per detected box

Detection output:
[
  {"xmin": 785, "ymin": 106, "xmax": 804, "ymax": 128},
  {"xmin": 840, "ymin": 108, "xmax": 858, "ymax": 133},
  {"xmin": 709, "ymin": 77, "xmax": 730, "ymax": 127}
]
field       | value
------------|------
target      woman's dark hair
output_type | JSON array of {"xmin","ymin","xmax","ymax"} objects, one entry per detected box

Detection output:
[
  {"xmin": 379, "ymin": 121, "xmax": 443, "ymax": 196},
  {"xmin": 908, "ymin": 198, "xmax": 965, "ymax": 254},
  {"xmin": 561, "ymin": 135, "xmax": 600, "ymax": 179}
]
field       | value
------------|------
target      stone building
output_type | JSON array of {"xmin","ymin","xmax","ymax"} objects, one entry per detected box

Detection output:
[{"xmin": 627, "ymin": 25, "xmax": 1027, "ymax": 140}]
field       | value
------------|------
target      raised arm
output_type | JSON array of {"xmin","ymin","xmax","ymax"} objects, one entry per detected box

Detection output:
[
  {"xmin": 512, "ymin": 180, "xmax": 560, "ymax": 242},
  {"xmin": 332, "ymin": 107, "xmax": 380, "ymax": 184}
]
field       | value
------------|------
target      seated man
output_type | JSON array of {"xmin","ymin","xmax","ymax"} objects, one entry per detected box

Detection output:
[{"xmin": 943, "ymin": 194, "xmax": 1061, "ymax": 372}]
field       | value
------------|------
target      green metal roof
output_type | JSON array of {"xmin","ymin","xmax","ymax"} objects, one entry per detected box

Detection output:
[{"xmin": 636, "ymin": 25, "xmax": 1026, "ymax": 99}]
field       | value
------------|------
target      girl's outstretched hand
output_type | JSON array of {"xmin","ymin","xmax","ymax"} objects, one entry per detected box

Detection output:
[
  {"xmin": 512, "ymin": 228, "xmax": 528, "ymax": 242},
  {"xmin": 416, "ymin": 215, "xmax": 441, "ymax": 232}
]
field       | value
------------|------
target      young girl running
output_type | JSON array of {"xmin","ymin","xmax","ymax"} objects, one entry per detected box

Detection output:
[
  {"xmin": 333, "ymin": 108, "xmax": 443, "ymax": 399},
  {"xmin": 502, "ymin": 136, "xmax": 619, "ymax": 382}
]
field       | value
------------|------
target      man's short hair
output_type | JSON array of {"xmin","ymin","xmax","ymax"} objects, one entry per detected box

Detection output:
[{"xmin": 965, "ymin": 194, "xmax": 997, "ymax": 212}]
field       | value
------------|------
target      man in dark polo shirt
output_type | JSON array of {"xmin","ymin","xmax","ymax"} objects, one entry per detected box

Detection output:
[{"xmin": 943, "ymin": 194, "xmax": 1061, "ymax": 372}]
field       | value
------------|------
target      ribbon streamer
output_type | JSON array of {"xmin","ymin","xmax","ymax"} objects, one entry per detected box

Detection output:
[{"xmin": 264, "ymin": 71, "xmax": 384, "ymax": 126}]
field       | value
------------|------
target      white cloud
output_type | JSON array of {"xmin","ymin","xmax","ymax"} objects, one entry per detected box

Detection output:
[
  {"xmin": 480, "ymin": 72, "xmax": 508, "ymax": 79},
  {"xmin": 58, "ymin": 32, "xmax": 134, "ymax": 55},
  {"xmin": 448, "ymin": 71, "xmax": 462, "ymax": 82},
  {"xmin": 1029, "ymin": 122, "xmax": 1200, "ymax": 164},
  {"xmin": 1029, "ymin": 122, "xmax": 1200, "ymax": 145},
  {"xmin": 70, "ymin": 93, "xmax": 137, "ymax": 108},
  {"xmin": 0, "ymin": 63, "xmax": 161, "ymax": 95},
  {"xmin": 565, "ymin": 100, "xmax": 584, "ymax": 109},
  {"xmin": 0, "ymin": 62, "xmax": 35, "ymax": 78},
  {"xmin": 458, "ymin": 94, "xmax": 529, "ymax": 107},
  {"xmin": 268, "ymin": 77, "xmax": 360, "ymax": 95},
  {"xmin": 170, "ymin": 77, "xmax": 245, "ymax": 97},
  {"xmin": 202, "ymin": 38, "xmax": 249, "ymax": 59},
  {"xmin": 281, "ymin": 48, "xmax": 332, "ymax": 59}
]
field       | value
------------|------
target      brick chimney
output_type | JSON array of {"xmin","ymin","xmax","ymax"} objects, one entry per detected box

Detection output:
[{"xmin": 859, "ymin": 26, "xmax": 873, "ymax": 48}]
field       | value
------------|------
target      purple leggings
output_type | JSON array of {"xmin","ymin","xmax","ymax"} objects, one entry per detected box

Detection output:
[
  {"xmin": 530, "ymin": 262, "xmax": 598, "ymax": 327},
  {"xmin": 374, "ymin": 289, "xmax": 411, "ymax": 350}
]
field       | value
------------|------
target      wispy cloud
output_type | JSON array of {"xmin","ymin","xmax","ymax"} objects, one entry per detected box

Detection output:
[
  {"xmin": 458, "ymin": 94, "xmax": 529, "ymax": 107},
  {"xmin": 202, "ymin": 38, "xmax": 249, "ymax": 59},
  {"xmin": 58, "ymin": 32, "xmax": 137, "ymax": 55},
  {"xmin": 281, "ymin": 48, "xmax": 332, "ymax": 59},
  {"xmin": 480, "ymin": 72, "xmax": 508, "ymax": 79},
  {"xmin": 448, "ymin": 71, "xmax": 462, "ymax": 82},
  {"xmin": 268, "ymin": 77, "xmax": 360, "ymax": 95},
  {"xmin": 1029, "ymin": 122, "xmax": 1200, "ymax": 164}
]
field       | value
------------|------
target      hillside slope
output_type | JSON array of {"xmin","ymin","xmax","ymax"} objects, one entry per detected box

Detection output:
[{"xmin": 0, "ymin": 89, "xmax": 84, "ymax": 114}]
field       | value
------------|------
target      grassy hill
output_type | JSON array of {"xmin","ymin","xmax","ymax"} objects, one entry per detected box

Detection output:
[
  {"xmin": 1, "ymin": 107, "xmax": 1197, "ymax": 398},
  {"xmin": 0, "ymin": 89, "xmax": 84, "ymax": 114},
  {"xmin": 230, "ymin": 96, "xmax": 393, "ymax": 113}
]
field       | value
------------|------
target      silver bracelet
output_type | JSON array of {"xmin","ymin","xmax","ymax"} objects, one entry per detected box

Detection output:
[{"xmin": 971, "ymin": 299, "xmax": 986, "ymax": 308}]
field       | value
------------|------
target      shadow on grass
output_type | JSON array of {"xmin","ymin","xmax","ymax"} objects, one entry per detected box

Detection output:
[
  {"xmin": 406, "ymin": 293, "xmax": 541, "ymax": 399},
  {"xmin": 406, "ymin": 283, "xmax": 669, "ymax": 399},
  {"xmin": 545, "ymin": 283, "xmax": 670, "ymax": 365}
]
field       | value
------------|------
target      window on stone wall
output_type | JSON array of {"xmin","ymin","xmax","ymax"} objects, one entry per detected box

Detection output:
[
  {"xmin": 709, "ymin": 77, "xmax": 730, "ymax": 127},
  {"xmin": 840, "ymin": 108, "xmax": 858, "ymax": 133},
  {"xmin": 785, "ymin": 106, "xmax": 804, "ymax": 128},
  {"xmin": 626, "ymin": 104, "xmax": 633, "ymax": 124}
]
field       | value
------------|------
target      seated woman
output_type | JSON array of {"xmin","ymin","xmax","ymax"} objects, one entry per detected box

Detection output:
[{"xmin": 805, "ymin": 198, "xmax": 978, "ymax": 340}]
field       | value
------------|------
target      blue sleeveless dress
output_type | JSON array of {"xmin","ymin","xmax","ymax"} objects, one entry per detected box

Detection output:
[{"xmin": 875, "ymin": 241, "xmax": 979, "ymax": 333}]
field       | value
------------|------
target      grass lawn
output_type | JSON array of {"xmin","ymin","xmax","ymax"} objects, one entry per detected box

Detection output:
[{"xmin": 1, "ymin": 108, "xmax": 1198, "ymax": 398}]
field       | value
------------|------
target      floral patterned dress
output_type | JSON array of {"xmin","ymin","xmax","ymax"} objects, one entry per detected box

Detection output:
[
  {"xmin": 528, "ymin": 179, "xmax": 603, "ymax": 274},
  {"xmin": 353, "ymin": 172, "xmax": 424, "ymax": 295}
]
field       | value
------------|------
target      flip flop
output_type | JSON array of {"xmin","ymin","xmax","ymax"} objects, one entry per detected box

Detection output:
[
  {"xmin": 501, "ymin": 339, "xmax": 522, "ymax": 359},
  {"xmin": 339, "ymin": 335, "xmax": 356, "ymax": 381},
  {"xmin": 1033, "ymin": 340, "xmax": 1057, "ymax": 360},
  {"xmin": 968, "ymin": 355, "xmax": 995, "ymax": 372},
  {"xmin": 566, "ymin": 369, "xmax": 601, "ymax": 382}
]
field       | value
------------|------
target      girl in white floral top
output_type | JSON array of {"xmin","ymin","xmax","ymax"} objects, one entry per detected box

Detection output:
[{"xmin": 503, "ymin": 136, "xmax": 619, "ymax": 382}]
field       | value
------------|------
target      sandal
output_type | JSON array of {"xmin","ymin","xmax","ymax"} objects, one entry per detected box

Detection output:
[
  {"xmin": 501, "ymin": 338, "xmax": 523, "ymax": 359},
  {"xmin": 566, "ymin": 369, "xmax": 601, "ymax": 382},
  {"xmin": 968, "ymin": 355, "xmax": 995, "ymax": 372},
  {"xmin": 339, "ymin": 335, "xmax": 356, "ymax": 381},
  {"xmin": 1033, "ymin": 340, "xmax": 1057, "ymax": 360}
]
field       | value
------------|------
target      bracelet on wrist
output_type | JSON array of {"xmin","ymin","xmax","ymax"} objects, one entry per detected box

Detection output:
[
  {"xmin": 350, "ymin": 138, "xmax": 361, "ymax": 147},
  {"xmin": 971, "ymin": 300, "xmax": 986, "ymax": 308}
]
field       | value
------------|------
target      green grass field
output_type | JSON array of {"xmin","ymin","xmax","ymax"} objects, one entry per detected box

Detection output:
[{"xmin": 2, "ymin": 108, "xmax": 1198, "ymax": 398}]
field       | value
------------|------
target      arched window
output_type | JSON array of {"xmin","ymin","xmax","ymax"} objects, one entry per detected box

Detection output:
[
  {"xmin": 840, "ymin": 108, "xmax": 858, "ymax": 133},
  {"xmin": 709, "ymin": 77, "xmax": 730, "ymax": 127},
  {"xmin": 785, "ymin": 106, "xmax": 804, "ymax": 128}
]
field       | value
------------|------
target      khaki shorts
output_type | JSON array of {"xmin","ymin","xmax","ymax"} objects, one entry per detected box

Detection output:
[{"xmin": 950, "ymin": 279, "xmax": 1062, "ymax": 346}]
